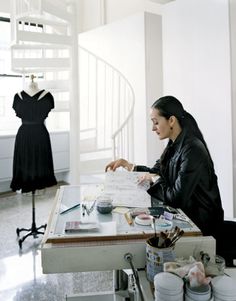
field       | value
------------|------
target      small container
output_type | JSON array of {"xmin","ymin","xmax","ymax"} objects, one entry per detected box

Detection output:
[
  {"xmin": 205, "ymin": 254, "xmax": 225, "ymax": 276},
  {"xmin": 135, "ymin": 214, "xmax": 153, "ymax": 226},
  {"xmin": 152, "ymin": 218, "xmax": 173, "ymax": 231},
  {"xmin": 96, "ymin": 196, "xmax": 113, "ymax": 214},
  {"xmin": 214, "ymin": 255, "xmax": 225, "ymax": 275},
  {"xmin": 146, "ymin": 237, "xmax": 176, "ymax": 282}
]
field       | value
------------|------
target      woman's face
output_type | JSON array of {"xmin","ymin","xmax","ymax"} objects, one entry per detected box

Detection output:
[{"xmin": 150, "ymin": 108, "xmax": 172, "ymax": 140}]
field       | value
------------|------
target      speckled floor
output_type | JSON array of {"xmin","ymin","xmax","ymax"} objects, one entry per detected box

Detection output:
[{"xmin": 0, "ymin": 184, "xmax": 113, "ymax": 301}]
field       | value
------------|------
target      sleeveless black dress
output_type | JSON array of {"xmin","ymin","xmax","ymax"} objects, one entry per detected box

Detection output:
[{"xmin": 10, "ymin": 90, "xmax": 57, "ymax": 193}]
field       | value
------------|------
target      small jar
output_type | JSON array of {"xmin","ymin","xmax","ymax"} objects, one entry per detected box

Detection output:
[{"xmin": 96, "ymin": 196, "xmax": 113, "ymax": 214}]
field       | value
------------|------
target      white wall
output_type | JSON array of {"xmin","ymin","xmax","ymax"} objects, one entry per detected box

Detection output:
[
  {"xmin": 162, "ymin": 0, "xmax": 233, "ymax": 217},
  {"xmin": 105, "ymin": 0, "xmax": 164, "ymax": 24},
  {"xmin": 79, "ymin": 13, "xmax": 148, "ymax": 165},
  {"xmin": 230, "ymin": 0, "xmax": 236, "ymax": 217},
  {"xmin": 77, "ymin": 0, "xmax": 102, "ymax": 32},
  {"xmin": 105, "ymin": 0, "xmax": 149, "ymax": 23},
  {"xmin": 145, "ymin": 12, "xmax": 164, "ymax": 166},
  {"xmin": 0, "ymin": 1, "xmax": 10, "ymax": 13},
  {"xmin": 79, "ymin": 0, "xmax": 163, "ymax": 32}
]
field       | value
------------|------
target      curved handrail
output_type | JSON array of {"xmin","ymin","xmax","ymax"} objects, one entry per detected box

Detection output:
[
  {"xmin": 79, "ymin": 46, "xmax": 135, "ymax": 118},
  {"xmin": 111, "ymin": 101, "xmax": 135, "ymax": 140},
  {"xmin": 79, "ymin": 45, "xmax": 135, "ymax": 160}
]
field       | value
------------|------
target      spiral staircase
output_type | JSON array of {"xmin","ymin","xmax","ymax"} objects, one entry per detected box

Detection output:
[{"xmin": 10, "ymin": 0, "xmax": 135, "ymax": 180}]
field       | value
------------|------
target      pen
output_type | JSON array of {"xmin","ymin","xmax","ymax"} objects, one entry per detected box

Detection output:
[{"xmin": 60, "ymin": 203, "xmax": 80, "ymax": 215}]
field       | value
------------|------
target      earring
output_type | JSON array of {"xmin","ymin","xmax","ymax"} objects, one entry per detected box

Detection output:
[{"xmin": 170, "ymin": 126, "xmax": 173, "ymax": 130}]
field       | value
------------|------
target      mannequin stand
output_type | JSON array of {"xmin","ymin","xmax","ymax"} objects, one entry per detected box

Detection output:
[{"xmin": 16, "ymin": 190, "xmax": 47, "ymax": 249}]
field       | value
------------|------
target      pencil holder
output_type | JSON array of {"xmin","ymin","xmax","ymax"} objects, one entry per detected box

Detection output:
[{"xmin": 146, "ymin": 236, "xmax": 176, "ymax": 283}]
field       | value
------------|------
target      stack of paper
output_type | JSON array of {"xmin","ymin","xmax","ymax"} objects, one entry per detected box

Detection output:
[{"xmin": 103, "ymin": 171, "xmax": 151, "ymax": 208}]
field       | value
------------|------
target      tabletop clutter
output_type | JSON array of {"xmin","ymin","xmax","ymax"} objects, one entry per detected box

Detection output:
[
  {"xmin": 60, "ymin": 186, "xmax": 234, "ymax": 301},
  {"xmin": 143, "ymin": 218, "xmax": 234, "ymax": 301}
]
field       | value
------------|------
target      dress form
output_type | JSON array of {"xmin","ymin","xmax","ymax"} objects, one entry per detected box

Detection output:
[
  {"xmin": 25, "ymin": 74, "xmax": 40, "ymax": 96},
  {"xmin": 11, "ymin": 80, "xmax": 57, "ymax": 248}
]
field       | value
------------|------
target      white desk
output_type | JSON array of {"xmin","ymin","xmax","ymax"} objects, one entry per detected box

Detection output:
[{"xmin": 41, "ymin": 185, "xmax": 216, "ymax": 274}]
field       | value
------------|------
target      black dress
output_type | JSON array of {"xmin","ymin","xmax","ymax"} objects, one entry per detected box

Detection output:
[{"xmin": 10, "ymin": 90, "xmax": 57, "ymax": 193}]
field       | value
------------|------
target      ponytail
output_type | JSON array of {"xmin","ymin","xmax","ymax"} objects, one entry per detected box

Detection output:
[{"xmin": 180, "ymin": 112, "xmax": 213, "ymax": 164}]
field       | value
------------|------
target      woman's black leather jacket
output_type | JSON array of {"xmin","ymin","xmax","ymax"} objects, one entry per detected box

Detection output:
[{"xmin": 135, "ymin": 130, "xmax": 224, "ymax": 237}]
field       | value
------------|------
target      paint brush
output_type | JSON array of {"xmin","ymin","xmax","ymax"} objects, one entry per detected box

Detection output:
[
  {"xmin": 153, "ymin": 217, "xmax": 157, "ymax": 238},
  {"xmin": 169, "ymin": 229, "xmax": 184, "ymax": 247},
  {"xmin": 158, "ymin": 231, "xmax": 168, "ymax": 248}
]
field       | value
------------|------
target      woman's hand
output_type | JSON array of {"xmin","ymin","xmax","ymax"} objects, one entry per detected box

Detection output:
[
  {"xmin": 138, "ymin": 173, "xmax": 153, "ymax": 184},
  {"xmin": 105, "ymin": 158, "xmax": 134, "ymax": 172}
]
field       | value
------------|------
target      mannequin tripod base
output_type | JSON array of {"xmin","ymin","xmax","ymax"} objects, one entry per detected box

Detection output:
[
  {"xmin": 16, "ymin": 223, "xmax": 47, "ymax": 249},
  {"xmin": 16, "ymin": 190, "xmax": 47, "ymax": 249}
]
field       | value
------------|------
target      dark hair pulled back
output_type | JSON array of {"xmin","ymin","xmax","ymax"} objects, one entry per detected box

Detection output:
[{"xmin": 152, "ymin": 96, "xmax": 213, "ymax": 171}]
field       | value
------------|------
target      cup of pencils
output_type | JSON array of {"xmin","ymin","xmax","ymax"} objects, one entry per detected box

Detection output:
[{"xmin": 146, "ymin": 225, "xmax": 184, "ymax": 283}]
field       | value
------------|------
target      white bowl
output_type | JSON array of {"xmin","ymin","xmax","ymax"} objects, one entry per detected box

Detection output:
[
  {"xmin": 155, "ymin": 289, "xmax": 183, "ymax": 301},
  {"xmin": 213, "ymin": 293, "xmax": 236, "ymax": 301},
  {"xmin": 211, "ymin": 275, "xmax": 236, "ymax": 297},
  {"xmin": 154, "ymin": 272, "xmax": 184, "ymax": 295},
  {"xmin": 186, "ymin": 282, "xmax": 211, "ymax": 301},
  {"xmin": 185, "ymin": 295, "xmax": 213, "ymax": 301},
  {"xmin": 185, "ymin": 294, "xmax": 195, "ymax": 301},
  {"xmin": 135, "ymin": 214, "xmax": 153, "ymax": 226}
]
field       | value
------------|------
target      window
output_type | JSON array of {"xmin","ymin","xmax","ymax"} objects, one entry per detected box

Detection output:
[
  {"xmin": 0, "ymin": 14, "xmax": 69, "ymax": 135},
  {"xmin": 0, "ymin": 15, "xmax": 22, "ymax": 134}
]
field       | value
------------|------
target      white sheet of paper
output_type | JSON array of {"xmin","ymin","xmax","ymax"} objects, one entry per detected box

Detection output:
[{"xmin": 103, "ymin": 171, "xmax": 151, "ymax": 208}]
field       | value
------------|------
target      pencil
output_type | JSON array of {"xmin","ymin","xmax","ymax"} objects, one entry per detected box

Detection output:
[
  {"xmin": 124, "ymin": 212, "xmax": 133, "ymax": 226},
  {"xmin": 60, "ymin": 203, "xmax": 80, "ymax": 215}
]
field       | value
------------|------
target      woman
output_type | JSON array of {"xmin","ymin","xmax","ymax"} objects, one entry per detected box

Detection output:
[{"xmin": 105, "ymin": 96, "xmax": 224, "ymax": 237}]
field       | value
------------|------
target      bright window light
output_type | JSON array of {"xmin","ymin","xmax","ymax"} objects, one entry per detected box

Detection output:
[{"xmin": 0, "ymin": 15, "xmax": 69, "ymax": 135}]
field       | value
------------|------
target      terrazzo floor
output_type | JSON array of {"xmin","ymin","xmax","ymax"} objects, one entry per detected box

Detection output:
[{"xmin": 0, "ymin": 183, "xmax": 113, "ymax": 301}]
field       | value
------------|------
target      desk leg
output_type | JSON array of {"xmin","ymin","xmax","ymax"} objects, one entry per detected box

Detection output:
[
  {"xmin": 114, "ymin": 269, "xmax": 151, "ymax": 301},
  {"xmin": 114, "ymin": 270, "xmax": 128, "ymax": 291},
  {"xmin": 113, "ymin": 270, "xmax": 130, "ymax": 299}
]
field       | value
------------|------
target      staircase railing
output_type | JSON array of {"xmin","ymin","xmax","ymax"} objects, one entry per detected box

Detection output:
[{"xmin": 79, "ymin": 46, "xmax": 135, "ymax": 162}]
